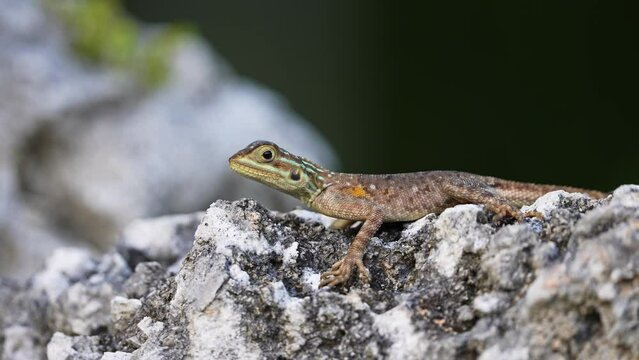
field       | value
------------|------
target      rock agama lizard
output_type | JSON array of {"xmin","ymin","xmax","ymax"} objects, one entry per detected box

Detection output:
[{"xmin": 229, "ymin": 140, "xmax": 606, "ymax": 288}]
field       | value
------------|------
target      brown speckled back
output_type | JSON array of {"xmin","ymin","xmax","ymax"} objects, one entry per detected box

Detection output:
[{"xmin": 312, "ymin": 171, "xmax": 606, "ymax": 222}]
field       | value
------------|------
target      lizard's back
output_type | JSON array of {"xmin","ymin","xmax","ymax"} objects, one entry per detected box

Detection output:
[{"xmin": 327, "ymin": 171, "xmax": 606, "ymax": 222}]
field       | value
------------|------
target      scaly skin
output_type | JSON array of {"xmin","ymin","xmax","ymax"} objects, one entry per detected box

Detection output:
[{"xmin": 229, "ymin": 140, "xmax": 607, "ymax": 288}]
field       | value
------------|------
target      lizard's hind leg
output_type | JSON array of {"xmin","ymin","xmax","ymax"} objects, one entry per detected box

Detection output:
[{"xmin": 440, "ymin": 181, "xmax": 524, "ymax": 222}]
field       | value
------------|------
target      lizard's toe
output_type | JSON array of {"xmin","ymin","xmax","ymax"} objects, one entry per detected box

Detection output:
[
  {"xmin": 492, "ymin": 206, "xmax": 524, "ymax": 223},
  {"xmin": 319, "ymin": 270, "xmax": 350, "ymax": 288},
  {"xmin": 319, "ymin": 257, "xmax": 371, "ymax": 288},
  {"xmin": 354, "ymin": 258, "xmax": 370, "ymax": 283},
  {"xmin": 319, "ymin": 257, "xmax": 357, "ymax": 288},
  {"xmin": 330, "ymin": 259, "xmax": 344, "ymax": 271},
  {"xmin": 504, "ymin": 206, "xmax": 524, "ymax": 222},
  {"xmin": 513, "ymin": 211, "xmax": 524, "ymax": 223},
  {"xmin": 524, "ymin": 210, "xmax": 544, "ymax": 220}
]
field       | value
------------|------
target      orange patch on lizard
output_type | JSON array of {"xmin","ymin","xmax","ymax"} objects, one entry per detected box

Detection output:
[{"xmin": 348, "ymin": 185, "xmax": 369, "ymax": 198}]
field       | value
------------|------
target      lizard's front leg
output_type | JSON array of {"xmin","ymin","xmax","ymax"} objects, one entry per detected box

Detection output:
[
  {"xmin": 319, "ymin": 209, "xmax": 383, "ymax": 288},
  {"xmin": 329, "ymin": 219, "xmax": 356, "ymax": 230}
]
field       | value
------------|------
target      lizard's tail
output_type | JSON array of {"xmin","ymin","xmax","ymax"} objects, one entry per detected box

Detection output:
[{"xmin": 490, "ymin": 178, "xmax": 608, "ymax": 207}]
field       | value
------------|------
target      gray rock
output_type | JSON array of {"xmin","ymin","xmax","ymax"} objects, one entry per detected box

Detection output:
[
  {"xmin": 101, "ymin": 352, "xmax": 132, "ymax": 360},
  {"xmin": 472, "ymin": 291, "xmax": 510, "ymax": 315},
  {"xmin": 0, "ymin": 186, "xmax": 637, "ymax": 359},
  {"xmin": 46, "ymin": 332, "xmax": 102, "ymax": 360},
  {"xmin": 111, "ymin": 296, "xmax": 142, "ymax": 335},
  {"xmin": 481, "ymin": 225, "xmax": 537, "ymax": 290},
  {"xmin": 119, "ymin": 212, "xmax": 204, "ymax": 269},
  {"xmin": 48, "ymin": 253, "xmax": 131, "ymax": 336},
  {"xmin": 2, "ymin": 325, "xmax": 46, "ymax": 360},
  {"xmin": 122, "ymin": 262, "xmax": 167, "ymax": 300}
]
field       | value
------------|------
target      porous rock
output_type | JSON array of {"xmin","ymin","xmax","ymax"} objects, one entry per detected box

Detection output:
[{"xmin": 0, "ymin": 186, "xmax": 637, "ymax": 359}]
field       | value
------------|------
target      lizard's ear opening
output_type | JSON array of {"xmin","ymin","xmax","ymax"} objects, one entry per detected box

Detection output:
[{"xmin": 290, "ymin": 169, "xmax": 301, "ymax": 181}]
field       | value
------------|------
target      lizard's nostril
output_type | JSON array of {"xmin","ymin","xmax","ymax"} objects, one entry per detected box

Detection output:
[{"xmin": 229, "ymin": 150, "xmax": 244, "ymax": 163}]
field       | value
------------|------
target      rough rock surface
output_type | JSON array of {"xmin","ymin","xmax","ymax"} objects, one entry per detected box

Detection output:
[
  {"xmin": 1, "ymin": 186, "xmax": 638, "ymax": 359},
  {"xmin": 0, "ymin": 0, "xmax": 335, "ymax": 277}
]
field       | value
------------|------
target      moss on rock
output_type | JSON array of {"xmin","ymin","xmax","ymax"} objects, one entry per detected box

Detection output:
[{"xmin": 45, "ymin": 0, "xmax": 190, "ymax": 87}]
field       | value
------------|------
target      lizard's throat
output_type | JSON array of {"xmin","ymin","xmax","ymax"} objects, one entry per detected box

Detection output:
[
  {"xmin": 230, "ymin": 160, "xmax": 317, "ymax": 202},
  {"xmin": 229, "ymin": 161, "xmax": 281, "ymax": 185}
]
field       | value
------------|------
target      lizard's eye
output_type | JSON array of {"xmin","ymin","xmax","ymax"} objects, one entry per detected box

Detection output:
[
  {"xmin": 290, "ymin": 169, "xmax": 301, "ymax": 181},
  {"xmin": 261, "ymin": 149, "xmax": 274, "ymax": 161}
]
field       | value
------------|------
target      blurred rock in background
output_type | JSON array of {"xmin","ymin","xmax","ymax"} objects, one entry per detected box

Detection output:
[{"xmin": 0, "ymin": 0, "xmax": 336, "ymax": 278}]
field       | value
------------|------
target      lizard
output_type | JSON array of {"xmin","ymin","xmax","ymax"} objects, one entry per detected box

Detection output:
[{"xmin": 228, "ymin": 140, "xmax": 607, "ymax": 288}]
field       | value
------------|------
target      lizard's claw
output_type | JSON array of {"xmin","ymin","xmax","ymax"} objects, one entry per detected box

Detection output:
[
  {"xmin": 524, "ymin": 210, "xmax": 544, "ymax": 220},
  {"xmin": 512, "ymin": 211, "xmax": 524, "ymax": 223},
  {"xmin": 492, "ymin": 209, "xmax": 523, "ymax": 223},
  {"xmin": 319, "ymin": 256, "xmax": 369, "ymax": 288},
  {"xmin": 494, "ymin": 209, "xmax": 544, "ymax": 223}
]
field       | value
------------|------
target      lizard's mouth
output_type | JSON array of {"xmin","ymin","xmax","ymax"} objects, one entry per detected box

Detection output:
[{"xmin": 229, "ymin": 160, "xmax": 280, "ymax": 183}]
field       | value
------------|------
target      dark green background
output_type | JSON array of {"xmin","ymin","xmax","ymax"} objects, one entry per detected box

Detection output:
[{"xmin": 125, "ymin": 0, "xmax": 638, "ymax": 191}]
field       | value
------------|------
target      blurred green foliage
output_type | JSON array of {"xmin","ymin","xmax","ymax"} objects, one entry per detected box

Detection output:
[{"xmin": 46, "ymin": 0, "xmax": 190, "ymax": 87}]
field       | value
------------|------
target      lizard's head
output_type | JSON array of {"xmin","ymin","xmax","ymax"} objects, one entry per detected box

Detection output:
[{"xmin": 229, "ymin": 140, "xmax": 330, "ymax": 205}]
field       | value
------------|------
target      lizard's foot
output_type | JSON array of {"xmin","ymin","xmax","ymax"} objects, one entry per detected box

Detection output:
[
  {"xmin": 494, "ymin": 209, "xmax": 544, "ymax": 223},
  {"xmin": 319, "ymin": 256, "xmax": 370, "ymax": 288},
  {"xmin": 492, "ymin": 207, "xmax": 524, "ymax": 223},
  {"xmin": 524, "ymin": 210, "xmax": 544, "ymax": 220}
]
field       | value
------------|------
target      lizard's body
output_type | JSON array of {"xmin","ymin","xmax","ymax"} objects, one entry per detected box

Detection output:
[{"xmin": 229, "ymin": 141, "xmax": 606, "ymax": 287}]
